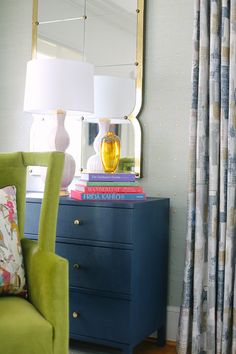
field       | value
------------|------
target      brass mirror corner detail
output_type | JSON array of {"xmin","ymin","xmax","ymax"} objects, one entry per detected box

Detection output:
[{"xmin": 31, "ymin": 0, "xmax": 145, "ymax": 178}]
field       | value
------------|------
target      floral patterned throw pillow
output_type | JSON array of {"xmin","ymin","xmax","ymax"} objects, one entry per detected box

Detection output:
[{"xmin": 0, "ymin": 186, "xmax": 26, "ymax": 295}]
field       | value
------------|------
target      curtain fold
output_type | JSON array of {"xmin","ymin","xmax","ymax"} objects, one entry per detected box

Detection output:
[{"xmin": 177, "ymin": 1, "xmax": 236, "ymax": 353}]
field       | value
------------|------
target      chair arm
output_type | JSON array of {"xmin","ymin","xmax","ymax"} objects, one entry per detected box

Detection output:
[{"xmin": 22, "ymin": 238, "xmax": 69, "ymax": 354}]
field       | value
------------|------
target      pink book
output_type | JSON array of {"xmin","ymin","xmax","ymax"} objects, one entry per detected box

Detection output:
[{"xmin": 75, "ymin": 185, "xmax": 143, "ymax": 194}]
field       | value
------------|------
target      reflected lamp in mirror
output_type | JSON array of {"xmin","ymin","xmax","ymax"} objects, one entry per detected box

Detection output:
[
  {"xmin": 24, "ymin": 58, "xmax": 94, "ymax": 195},
  {"xmin": 85, "ymin": 75, "xmax": 136, "ymax": 173}
]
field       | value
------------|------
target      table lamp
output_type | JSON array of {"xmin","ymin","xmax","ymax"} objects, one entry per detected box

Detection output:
[
  {"xmin": 85, "ymin": 75, "xmax": 136, "ymax": 173},
  {"xmin": 24, "ymin": 58, "xmax": 94, "ymax": 194}
]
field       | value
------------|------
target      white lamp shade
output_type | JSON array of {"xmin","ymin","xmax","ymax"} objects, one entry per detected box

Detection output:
[
  {"xmin": 88, "ymin": 75, "xmax": 136, "ymax": 119},
  {"xmin": 24, "ymin": 58, "xmax": 94, "ymax": 114}
]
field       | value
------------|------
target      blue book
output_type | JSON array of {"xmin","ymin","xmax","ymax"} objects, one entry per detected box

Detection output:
[
  {"xmin": 71, "ymin": 190, "xmax": 146, "ymax": 201},
  {"xmin": 80, "ymin": 172, "xmax": 136, "ymax": 182}
]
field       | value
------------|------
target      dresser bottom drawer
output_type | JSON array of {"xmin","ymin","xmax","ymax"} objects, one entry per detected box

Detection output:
[{"xmin": 70, "ymin": 290, "xmax": 130, "ymax": 343}]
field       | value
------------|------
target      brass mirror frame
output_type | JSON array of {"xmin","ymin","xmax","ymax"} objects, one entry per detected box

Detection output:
[{"xmin": 31, "ymin": 0, "xmax": 144, "ymax": 178}]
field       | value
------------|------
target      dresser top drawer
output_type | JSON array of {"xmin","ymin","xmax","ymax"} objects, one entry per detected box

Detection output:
[
  {"xmin": 25, "ymin": 201, "xmax": 133, "ymax": 244},
  {"xmin": 25, "ymin": 196, "xmax": 169, "ymax": 244}
]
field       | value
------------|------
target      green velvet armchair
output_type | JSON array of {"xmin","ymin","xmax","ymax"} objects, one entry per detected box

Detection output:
[{"xmin": 0, "ymin": 152, "xmax": 69, "ymax": 354}]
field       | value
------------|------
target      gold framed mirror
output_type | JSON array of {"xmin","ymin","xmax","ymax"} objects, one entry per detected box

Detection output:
[{"xmin": 31, "ymin": 0, "xmax": 144, "ymax": 177}]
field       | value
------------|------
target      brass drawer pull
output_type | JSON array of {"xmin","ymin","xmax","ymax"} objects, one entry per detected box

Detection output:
[
  {"xmin": 73, "ymin": 219, "xmax": 81, "ymax": 225},
  {"xmin": 72, "ymin": 311, "xmax": 80, "ymax": 319},
  {"xmin": 73, "ymin": 263, "xmax": 80, "ymax": 270}
]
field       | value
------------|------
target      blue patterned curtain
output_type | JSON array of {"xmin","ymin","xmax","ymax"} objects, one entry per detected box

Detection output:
[{"xmin": 177, "ymin": 0, "xmax": 236, "ymax": 353}]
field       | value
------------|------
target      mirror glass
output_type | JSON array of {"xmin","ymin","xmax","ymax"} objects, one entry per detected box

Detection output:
[
  {"xmin": 33, "ymin": 0, "xmax": 143, "ymax": 176},
  {"xmin": 37, "ymin": 0, "xmax": 137, "ymax": 77}
]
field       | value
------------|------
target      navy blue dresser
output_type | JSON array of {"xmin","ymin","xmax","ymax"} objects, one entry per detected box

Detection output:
[{"xmin": 25, "ymin": 196, "xmax": 169, "ymax": 354}]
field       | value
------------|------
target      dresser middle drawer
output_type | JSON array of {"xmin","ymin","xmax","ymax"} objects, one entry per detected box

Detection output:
[{"xmin": 56, "ymin": 242, "xmax": 131, "ymax": 294}]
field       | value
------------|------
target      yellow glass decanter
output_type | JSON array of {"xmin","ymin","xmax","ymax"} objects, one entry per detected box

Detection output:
[{"xmin": 100, "ymin": 131, "xmax": 120, "ymax": 173}]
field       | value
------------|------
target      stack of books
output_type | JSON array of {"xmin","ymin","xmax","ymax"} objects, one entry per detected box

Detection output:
[{"xmin": 70, "ymin": 172, "xmax": 146, "ymax": 201}]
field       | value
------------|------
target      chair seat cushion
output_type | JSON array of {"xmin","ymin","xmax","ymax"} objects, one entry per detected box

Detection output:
[{"xmin": 0, "ymin": 296, "xmax": 53, "ymax": 354}]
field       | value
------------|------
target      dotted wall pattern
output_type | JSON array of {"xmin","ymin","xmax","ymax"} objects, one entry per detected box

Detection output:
[{"xmin": 139, "ymin": 0, "xmax": 194, "ymax": 306}]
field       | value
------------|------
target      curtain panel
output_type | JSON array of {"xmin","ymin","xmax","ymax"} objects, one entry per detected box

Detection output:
[{"xmin": 177, "ymin": 0, "xmax": 236, "ymax": 353}]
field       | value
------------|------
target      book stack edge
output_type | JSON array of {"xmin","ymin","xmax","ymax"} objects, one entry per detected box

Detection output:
[{"xmin": 70, "ymin": 173, "xmax": 146, "ymax": 201}]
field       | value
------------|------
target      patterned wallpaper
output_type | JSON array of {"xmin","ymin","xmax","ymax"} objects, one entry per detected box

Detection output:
[
  {"xmin": 0, "ymin": 0, "xmax": 194, "ymax": 306},
  {"xmin": 139, "ymin": 0, "xmax": 194, "ymax": 306}
]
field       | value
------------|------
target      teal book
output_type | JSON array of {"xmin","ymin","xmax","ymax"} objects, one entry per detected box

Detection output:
[{"xmin": 71, "ymin": 190, "xmax": 146, "ymax": 201}]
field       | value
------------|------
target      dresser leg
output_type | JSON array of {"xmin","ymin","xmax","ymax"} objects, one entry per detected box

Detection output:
[
  {"xmin": 122, "ymin": 345, "xmax": 133, "ymax": 354},
  {"xmin": 157, "ymin": 324, "xmax": 166, "ymax": 347}
]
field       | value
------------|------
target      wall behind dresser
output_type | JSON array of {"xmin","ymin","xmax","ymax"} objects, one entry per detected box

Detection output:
[
  {"xmin": 140, "ymin": 0, "xmax": 193, "ymax": 307},
  {"xmin": 0, "ymin": 0, "xmax": 33, "ymax": 151},
  {"xmin": 0, "ymin": 0, "xmax": 193, "ymax": 308}
]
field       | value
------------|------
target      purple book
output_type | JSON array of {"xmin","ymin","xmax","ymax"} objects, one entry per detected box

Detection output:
[{"xmin": 80, "ymin": 173, "xmax": 136, "ymax": 182}]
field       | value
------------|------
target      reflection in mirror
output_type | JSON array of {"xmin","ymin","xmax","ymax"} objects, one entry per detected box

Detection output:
[
  {"xmin": 81, "ymin": 121, "xmax": 135, "ymax": 173},
  {"xmin": 31, "ymin": 0, "xmax": 144, "ymax": 177},
  {"xmin": 37, "ymin": 0, "xmax": 137, "ymax": 77},
  {"xmin": 84, "ymin": 74, "xmax": 136, "ymax": 173}
]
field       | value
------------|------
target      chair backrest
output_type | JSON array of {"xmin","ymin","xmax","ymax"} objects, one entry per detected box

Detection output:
[{"xmin": 0, "ymin": 151, "xmax": 64, "ymax": 253}]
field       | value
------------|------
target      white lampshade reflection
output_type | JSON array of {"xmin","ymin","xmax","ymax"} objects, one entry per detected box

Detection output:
[{"xmin": 87, "ymin": 75, "xmax": 136, "ymax": 119}]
